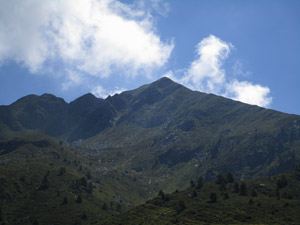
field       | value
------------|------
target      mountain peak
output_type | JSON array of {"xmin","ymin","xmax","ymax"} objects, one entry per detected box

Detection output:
[{"xmin": 152, "ymin": 76, "xmax": 175, "ymax": 87}]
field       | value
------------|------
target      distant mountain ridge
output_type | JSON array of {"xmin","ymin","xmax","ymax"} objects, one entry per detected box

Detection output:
[{"xmin": 0, "ymin": 77, "xmax": 300, "ymax": 183}]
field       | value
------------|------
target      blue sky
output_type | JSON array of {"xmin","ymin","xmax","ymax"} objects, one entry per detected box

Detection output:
[{"xmin": 0, "ymin": 0, "xmax": 299, "ymax": 115}]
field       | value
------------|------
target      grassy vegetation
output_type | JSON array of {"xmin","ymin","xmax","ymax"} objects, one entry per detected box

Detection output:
[
  {"xmin": 100, "ymin": 169, "xmax": 300, "ymax": 225},
  {"xmin": 0, "ymin": 134, "xmax": 155, "ymax": 225}
]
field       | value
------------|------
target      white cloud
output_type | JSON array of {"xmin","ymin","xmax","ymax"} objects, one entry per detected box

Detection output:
[
  {"xmin": 181, "ymin": 35, "xmax": 232, "ymax": 94},
  {"xmin": 226, "ymin": 80, "xmax": 272, "ymax": 107},
  {"xmin": 0, "ymin": 0, "xmax": 173, "ymax": 77},
  {"xmin": 232, "ymin": 60, "xmax": 252, "ymax": 77},
  {"xmin": 173, "ymin": 35, "xmax": 272, "ymax": 108},
  {"xmin": 92, "ymin": 84, "xmax": 126, "ymax": 98},
  {"xmin": 62, "ymin": 70, "xmax": 83, "ymax": 91}
]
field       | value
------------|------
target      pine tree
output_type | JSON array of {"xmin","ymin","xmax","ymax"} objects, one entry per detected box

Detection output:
[
  {"xmin": 87, "ymin": 182, "xmax": 93, "ymax": 194},
  {"xmin": 175, "ymin": 200, "xmax": 186, "ymax": 214},
  {"xmin": 76, "ymin": 195, "xmax": 82, "ymax": 203},
  {"xmin": 223, "ymin": 192, "xmax": 229, "ymax": 200},
  {"xmin": 251, "ymin": 189, "xmax": 257, "ymax": 197},
  {"xmin": 116, "ymin": 203, "xmax": 121, "ymax": 212},
  {"xmin": 226, "ymin": 172, "xmax": 235, "ymax": 183},
  {"xmin": 86, "ymin": 171, "xmax": 92, "ymax": 180},
  {"xmin": 233, "ymin": 182, "xmax": 239, "ymax": 193},
  {"xmin": 239, "ymin": 182, "xmax": 248, "ymax": 196},
  {"xmin": 210, "ymin": 192, "xmax": 217, "ymax": 203},
  {"xmin": 192, "ymin": 190, "xmax": 197, "ymax": 198},
  {"xmin": 58, "ymin": 167, "xmax": 66, "ymax": 176},
  {"xmin": 277, "ymin": 175, "xmax": 288, "ymax": 189},
  {"xmin": 190, "ymin": 179, "xmax": 196, "ymax": 188},
  {"xmin": 102, "ymin": 202, "xmax": 108, "ymax": 210},
  {"xmin": 81, "ymin": 213, "xmax": 87, "ymax": 220},
  {"xmin": 158, "ymin": 190, "xmax": 165, "ymax": 200},
  {"xmin": 61, "ymin": 196, "xmax": 68, "ymax": 205},
  {"xmin": 197, "ymin": 176, "xmax": 204, "ymax": 189},
  {"xmin": 216, "ymin": 174, "xmax": 227, "ymax": 185}
]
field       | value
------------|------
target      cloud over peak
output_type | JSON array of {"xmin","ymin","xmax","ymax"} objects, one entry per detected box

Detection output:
[{"xmin": 174, "ymin": 35, "xmax": 272, "ymax": 108}]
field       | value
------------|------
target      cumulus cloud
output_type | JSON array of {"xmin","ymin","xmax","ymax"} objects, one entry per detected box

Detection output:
[
  {"xmin": 181, "ymin": 35, "xmax": 232, "ymax": 93},
  {"xmin": 175, "ymin": 35, "xmax": 272, "ymax": 107},
  {"xmin": 92, "ymin": 85, "xmax": 126, "ymax": 98},
  {"xmin": 226, "ymin": 80, "xmax": 272, "ymax": 107},
  {"xmin": 0, "ymin": 0, "xmax": 173, "ymax": 77}
]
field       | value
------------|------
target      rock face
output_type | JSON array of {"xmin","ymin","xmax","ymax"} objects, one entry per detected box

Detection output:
[{"xmin": 0, "ymin": 77, "xmax": 300, "ymax": 182}]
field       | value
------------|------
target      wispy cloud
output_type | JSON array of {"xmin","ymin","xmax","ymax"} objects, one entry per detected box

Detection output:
[
  {"xmin": 172, "ymin": 35, "xmax": 272, "ymax": 108},
  {"xmin": 232, "ymin": 60, "xmax": 252, "ymax": 77},
  {"xmin": 92, "ymin": 84, "xmax": 126, "ymax": 99},
  {"xmin": 0, "ymin": 0, "xmax": 173, "ymax": 78}
]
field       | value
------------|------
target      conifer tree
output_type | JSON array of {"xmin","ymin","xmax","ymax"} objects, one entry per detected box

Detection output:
[
  {"xmin": 239, "ymin": 182, "xmax": 248, "ymax": 196},
  {"xmin": 197, "ymin": 176, "xmax": 204, "ymax": 189}
]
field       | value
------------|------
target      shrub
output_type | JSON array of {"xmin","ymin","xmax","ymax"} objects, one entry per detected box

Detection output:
[
  {"xmin": 102, "ymin": 203, "xmax": 108, "ymax": 210},
  {"xmin": 239, "ymin": 182, "xmax": 248, "ymax": 196},
  {"xmin": 251, "ymin": 189, "xmax": 257, "ymax": 197},
  {"xmin": 175, "ymin": 200, "xmax": 186, "ymax": 214},
  {"xmin": 210, "ymin": 192, "xmax": 217, "ymax": 203},
  {"xmin": 277, "ymin": 175, "xmax": 288, "ymax": 189},
  {"xmin": 197, "ymin": 176, "xmax": 204, "ymax": 189},
  {"xmin": 226, "ymin": 172, "xmax": 235, "ymax": 183},
  {"xmin": 190, "ymin": 179, "xmax": 196, "ymax": 188},
  {"xmin": 192, "ymin": 190, "xmax": 197, "ymax": 198},
  {"xmin": 76, "ymin": 195, "xmax": 82, "ymax": 203},
  {"xmin": 233, "ymin": 182, "xmax": 239, "ymax": 193},
  {"xmin": 158, "ymin": 190, "xmax": 165, "ymax": 200},
  {"xmin": 61, "ymin": 196, "xmax": 68, "ymax": 205}
]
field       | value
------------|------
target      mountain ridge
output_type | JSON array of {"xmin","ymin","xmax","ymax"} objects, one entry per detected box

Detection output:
[{"xmin": 0, "ymin": 77, "xmax": 300, "ymax": 182}]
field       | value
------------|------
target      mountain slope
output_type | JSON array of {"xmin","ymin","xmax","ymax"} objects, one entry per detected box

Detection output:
[
  {"xmin": 0, "ymin": 77, "xmax": 300, "ymax": 191},
  {"xmin": 0, "ymin": 134, "xmax": 157, "ymax": 225},
  {"xmin": 100, "ymin": 169, "xmax": 300, "ymax": 225}
]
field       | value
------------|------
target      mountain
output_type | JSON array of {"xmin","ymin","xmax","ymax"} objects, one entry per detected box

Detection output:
[
  {"xmin": 0, "ymin": 77, "xmax": 300, "ymax": 224},
  {"xmin": 100, "ymin": 169, "xmax": 300, "ymax": 225},
  {"xmin": 0, "ymin": 77, "xmax": 300, "ymax": 193}
]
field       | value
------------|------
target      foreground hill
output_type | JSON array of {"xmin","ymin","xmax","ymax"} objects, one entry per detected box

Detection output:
[
  {"xmin": 0, "ymin": 135, "xmax": 154, "ymax": 225},
  {"xmin": 0, "ymin": 77, "xmax": 300, "ymax": 196},
  {"xmin": 100, "ymin": 169, "xmax": 300, "ymax": 225}
]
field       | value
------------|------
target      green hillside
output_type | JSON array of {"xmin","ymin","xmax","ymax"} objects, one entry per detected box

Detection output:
[
  {"xmin": 0, "ymin": 134, "xmax": 155, "ymax": 225},
  {"xmin": 100, "ymin": 169, "xmax": 300, "ymax": 225},
  {"xmin": 0, "ymin": 77, "xmax": 300, "ymax": 224}
]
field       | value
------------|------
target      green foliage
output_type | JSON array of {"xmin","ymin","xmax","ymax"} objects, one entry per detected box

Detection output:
[
  {"xmin": 210, "ymin": 192, "xmax": 217, "ymax": 203},
  {"xmin": 58, "ymin": 167, "xmax": 66, "ymax": 176},
  {"xmin": 61, "ymin": 196, "xmax": 68, "ymax": 205},
  {"xmin": 158, "ymin": 190, "xmax": 165, "ymax": 200},
  {"xmin": 223, "ymin": 192, "xmax": 229, "ymax": 200},
  {"xmin": 102, "ymin": 203, "xmax": 108, "ymax": 210},
  {"xmin": 175, "ymin": 200, "xmax": 186, "ymax": 214},
  {"xmin": 76, "ymin": 194, "xmax": 82, "ymax": 204},
  {"xmin": 233, "ymin": 182, "xmax": 239, "ymax": 193},
  {"xmin": 100, "ymin": 170, "xmax": 300, "ymax": 225},
  {"xmin": 251, "ymin": 189, "xmax": 258, "ymax": 197},
  {"xmin": 226, "ymin": 172, "xmax": 235, "ymax": 183},
  {"xmin": 216, "ymin": 174, "xmax": 227, "ymax": 185},
  {"xmin": 277, "ymin": 175, "xmax": 288, "ymax": 189},
  {"xmin": 197, "ymin": 176, "xmax": 204, "ymax": 189},
  {"xmin": 190, "ymin": 179, "xmax": 196, "ymax": 188},
  {"xmin": 239, "ymin": 182, "xmax": 248, "ymax": 196}
]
